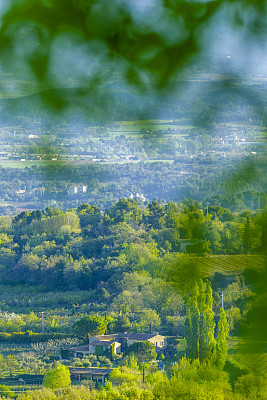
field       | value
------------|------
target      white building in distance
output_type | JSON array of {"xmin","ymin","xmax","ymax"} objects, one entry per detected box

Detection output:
[{"xmin": 68, "ymin": 185, "xmax": 87, "ymax": 196}]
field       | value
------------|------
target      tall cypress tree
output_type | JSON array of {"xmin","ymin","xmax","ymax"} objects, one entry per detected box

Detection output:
[
  {"xmin": 215, "ymin": 308, "xmax": 229, "ymax": 369},
  {"xmin": 185, "ymin": 280, "xmax": 217, "ymax": 363},
  {"xmin": 199, "ymin": 283, "xmax": 216, "ymax": 361},
  {"xmin": 185, "ymin": 282, "xmax": 200, "ymax": 360}
]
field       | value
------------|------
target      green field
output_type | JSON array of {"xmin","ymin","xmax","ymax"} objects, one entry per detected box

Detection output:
[
  {"xmin": 196, "ymin": 255, "xmax": 265, "ymax": 276},
  {"xmin": 228, "ymin": 338, "xmax": 267, "ymax": 375},
  {"xmin": 0, "ymin": 158, "xmax": 176, "ymax": 169},
  {"xmin": 0, "ymin": 160, "xmax": 66, "ymax": 169}
]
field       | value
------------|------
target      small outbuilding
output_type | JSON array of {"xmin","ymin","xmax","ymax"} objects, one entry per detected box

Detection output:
[{"xmin": 69, "ymin": 367, "xmax": 112, "ymax": 384}]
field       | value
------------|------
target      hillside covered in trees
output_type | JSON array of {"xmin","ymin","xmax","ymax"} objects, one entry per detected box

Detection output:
[{"xmin": 1, "ymin": 199, "xmax": 265, "ymax": 291}]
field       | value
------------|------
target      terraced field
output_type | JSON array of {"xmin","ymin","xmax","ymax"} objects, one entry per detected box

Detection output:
[
  {"xmin": 196, "ymin": 255, "xmax": 266, "ymax": 276},
  {"xmin": 228, "ymin": 338, "xmax": 267, "ymax": 375},
  {"xmin": 229, "ymin": 352, "xmax": 267, "ymax": 375}
]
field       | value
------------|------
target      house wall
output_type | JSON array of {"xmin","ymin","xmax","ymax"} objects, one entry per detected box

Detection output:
[
  {"xmin": 88, "ymin": 343, "xmax": 95, "ymax": 353},
  {"xmin": 113, "ymin": 342, "xmax": 121, "ymax": 354},
  {"xmin": 89, "ymin": 341, "xmax": 121, "ymax": 355},
  {"xmin": 126, "ymin": 335, "xmax": 167, "ymax": 349},
  {"xmin": 148, "ymin": 335, "xmax": 167, "ymax": 348}
]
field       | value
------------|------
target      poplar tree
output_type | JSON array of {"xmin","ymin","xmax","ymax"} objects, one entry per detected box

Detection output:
[
  {"xmin": 185, "ymin": 280, "xmax": 215, "ymax": 363},
  {"xmin": 215, "ymin": 308, "xmax": 229, "ymax": 370},
  {"xmin": 185, "ymin": 282, "xmax": 200, "ymax": 360},
  {"xmin": 199, "ymin": 283, "xmax": 216, "ymax": 362}
]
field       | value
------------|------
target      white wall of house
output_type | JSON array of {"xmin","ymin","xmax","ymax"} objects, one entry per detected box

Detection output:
[{"xmin": 148, "ymin": 335, "xmax": 167, "ymax": 349}]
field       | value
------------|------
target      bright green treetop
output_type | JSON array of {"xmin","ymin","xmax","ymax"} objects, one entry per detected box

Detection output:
[
  {"xmin": 0, "ymin": 385, "xmax": 15, "ymax": 398},
  {"xmin": 43, "ymin": 364, "xmax": 71, "ymax": 389}
]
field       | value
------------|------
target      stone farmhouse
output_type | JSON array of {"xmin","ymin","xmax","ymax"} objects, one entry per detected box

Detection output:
[{"xmin": 70, "ymin": 333, "xmax": 167, "ymax": 358}]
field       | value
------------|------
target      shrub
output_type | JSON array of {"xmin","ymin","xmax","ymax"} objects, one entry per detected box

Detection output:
[{"xmin": 82, "ymin": 360, "xmax": 92, "ymax": 368}]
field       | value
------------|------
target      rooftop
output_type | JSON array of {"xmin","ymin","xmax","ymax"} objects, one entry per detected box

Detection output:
[
  {"xmin": 91, "ymin": 340, "xmax": 119, "ymax": 346},
  {"xmin": 96, "ymin": 333, "xmax": 163, "ymax": 341},
  {"xmin": 69, "ymin": 367, "xmax": 112, "ymax": 376}
]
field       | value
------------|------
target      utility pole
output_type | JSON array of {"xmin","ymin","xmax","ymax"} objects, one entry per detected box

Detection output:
[
  {"xmin": 104, "ymin": 313, "xmax": 107, "ymax": 334},
  {"xmin": 220, "ymin": 291, "xmax": 224, "ymax": 309},
  {"xmin": 142, "ymin": 363, "xmax": 145, "ymax": 383},
  {"xmin": 41, "ymin": 312, "xmax": 45, "ymax": 333},
  {"xmin": 216, "ymin": 291, "xmax": 231, "ymax": 309},
  {"xmin": 216, "ymin": 290, "xmax": 240, "ymax": 310}
]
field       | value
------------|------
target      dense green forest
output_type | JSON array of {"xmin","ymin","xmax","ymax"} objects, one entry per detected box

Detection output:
[{"xmin": 1, "ymin": 199, "xmax": 266, "ymax": 290}]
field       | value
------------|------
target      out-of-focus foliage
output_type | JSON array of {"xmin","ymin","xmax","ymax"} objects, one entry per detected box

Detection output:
[{"xmin": 0, "ymin": 0, "xmax": 266, "ymax": 99}]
